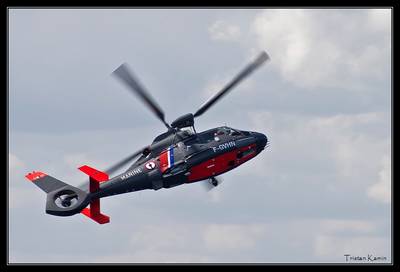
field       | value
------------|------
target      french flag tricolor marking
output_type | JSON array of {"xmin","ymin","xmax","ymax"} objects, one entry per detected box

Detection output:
[{"xmin": 167, "ymin": 147, "xmax": 174, "ymax": 168}]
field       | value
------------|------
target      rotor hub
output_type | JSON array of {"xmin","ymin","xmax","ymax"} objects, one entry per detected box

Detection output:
[{"xmin": 171, "ymin": 113, "xmax": 194, "ymax": 129}]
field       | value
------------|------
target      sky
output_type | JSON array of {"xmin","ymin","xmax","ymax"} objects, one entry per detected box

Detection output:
[{"xmin": 8, "ymin": 8, "xmax": 391, "ymax": 263}]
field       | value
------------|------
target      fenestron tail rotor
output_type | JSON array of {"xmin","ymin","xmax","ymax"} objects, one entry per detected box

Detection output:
[{"xmin": 55, "ymin": 192, "xmax": 79, "ymax": 208}]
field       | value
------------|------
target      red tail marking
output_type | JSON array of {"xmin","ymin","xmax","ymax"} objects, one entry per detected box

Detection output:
[
  {"xmin": 78, "ymin": 165, "xmax": 110, "ymax": 224},
  {"xmin": 25, "ymin": 171, "xmax": 47, "ymax": 182},
  {"xmin": 78, "ymin": 165, "xmax": 108, "ymax": 182},
  {"xmin": 81, "ymin": 205, "xmax": 110, "ymax": 224}
]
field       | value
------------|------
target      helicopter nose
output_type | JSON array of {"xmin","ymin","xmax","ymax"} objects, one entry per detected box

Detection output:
[{"xmin": 255, "ymin": 133, "xmax": 268, "ymax": 150}]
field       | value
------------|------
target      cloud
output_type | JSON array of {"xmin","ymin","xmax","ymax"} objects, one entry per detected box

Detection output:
[
  {"xmin": 8, "ymin": 153, "xmax": 30, "ymax": 192},
  {"xmin": 92, "ymin": 251, "xmax": 210, "ymax": 263},
  {"xmin": 246, "ymin": 110, "xmax": 390, "ymax": 187},
  {"xmin": 207, "ymin": 187, "xmax": 223, "ymax": 203},
  {"xmin": 203, "ymin": 224, "xmax": 266, "ymax": 251},
  {"xmin": 323, "ymin": 113, "xmax": 388, "ymax": 180},
  {"xmin": 313, "ymin": 219, "xmax": 389, "ymax": 261},
  {"xmin": 9, "ymin": 153, "xmax": 25, "ymax": 178},
  {"xmin": 64, "ymin": 153, "xmax": 108, "ymax": 170},
  {"xmin": 9, "ymin": 187, "xmax": 41, "ymax": 209},
  {"xmin": 367, "ymin": 9, "xmax": 392, "ymax": 33},
  {"xmin": 209, "ymin": 20, "xmax": 241, "ymax": 41},
  {"xmin": 319, "ymin": 219, "xmax": 376, "ymax": 233},
  {"xmin": 314, "ymin": 234, "xmax": 389, "ymax": 261},
  {"xmin": 367, "ymin": 154, "xmax": 391, "ymax": 204},
  {"xmin": 130, "ymin": 224, "xmax": 190, "ymax": 251},
  {"xmin": 201, "ymin": 73, "xmax": 255, "ymax": 101},
  {"xmin": 251, "ymin": 9, "xmax": 391, "ymax": 89}
]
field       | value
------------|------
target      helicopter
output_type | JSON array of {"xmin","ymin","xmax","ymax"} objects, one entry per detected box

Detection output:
[{"xmin": 25, "ymin": 51, "xmax": 270, "ymax": 224}]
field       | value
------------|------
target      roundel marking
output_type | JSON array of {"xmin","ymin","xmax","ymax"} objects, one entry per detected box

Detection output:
[{"xmin": 145, "ymin": 161, "xmax": 156, "ymax": 170}]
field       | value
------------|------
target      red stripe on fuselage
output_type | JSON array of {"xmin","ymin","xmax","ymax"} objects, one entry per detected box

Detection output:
[
  {"xmin": 159, "ymin": 150, "xmax": 169, "ymax": 173},
  {"xmin": 187, "ymin": 144, "xmax": 257, "ymax": 182}
]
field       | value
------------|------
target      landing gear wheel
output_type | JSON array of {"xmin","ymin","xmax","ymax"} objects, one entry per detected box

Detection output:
[{"xmin": 210, "ymin": 177, "xmax": 218, "ymax": 187}]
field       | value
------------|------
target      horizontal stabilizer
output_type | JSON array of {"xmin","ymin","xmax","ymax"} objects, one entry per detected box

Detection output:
[
  {"xmin": 81, "ymin": 206, "xmax": 110, "ymax": 224},
  {"xmin": 78, "ymin": 165, "xmax": 110, "ymax": 224},
  {"xmin": 78, "ymin": 165, "xmax": 108, "ymax": 182},
  {"xmin": 25, "ymin": 171, "xmax": 68, "ymax": 193}
]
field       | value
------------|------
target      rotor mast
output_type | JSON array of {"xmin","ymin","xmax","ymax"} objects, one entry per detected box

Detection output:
[{"xmin": 106, "ymin": 51, "xmax": 269, "ymax": 175}]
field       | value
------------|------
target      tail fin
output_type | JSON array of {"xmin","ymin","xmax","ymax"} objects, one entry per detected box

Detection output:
[
  {"xmin": 78, "ymin": 165, "xmax": 110, "ymax": 224},
  {"xmin": 26, "ymin": 166, "xmax": 110, "ymax": 224},
  {"xmin": 25, "ymin": 171, "xmax": 90, "ymax": 217}
]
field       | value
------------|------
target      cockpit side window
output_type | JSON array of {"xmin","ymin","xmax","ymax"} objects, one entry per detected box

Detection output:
[
  {"xmin": 219, "ymin": 127, "xmax": 242, "ymax": 136},
  {"xmin": 197, "ymin": 127, "xmax": 242, "ymax": 144},
  {"xmin": 196, "ymin": 129, "xmax": 218, "ymax": 143},
  {"xmin": 229, "ymin": 128, "xmax": 241, "ymax": 136}
]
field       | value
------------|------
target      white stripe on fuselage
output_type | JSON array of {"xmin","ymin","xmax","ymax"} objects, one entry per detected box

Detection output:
[
  {"xmin": 168, "ymin": 147, "xmax": 175, "ymax": 168},
  {"xmin": 167, "ymin": 148, "xmax": 171, "ymax": 168}
]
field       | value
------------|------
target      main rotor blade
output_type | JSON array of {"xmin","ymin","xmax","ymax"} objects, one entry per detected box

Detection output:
[
  {"xmin": 104, "ymin": 148, "xmax": 146, "ymax": 176},
  {"xmin": 112, "ymin": 63, "xmax": 170, "ymax": 129},
  {"xmin": 194, "ymin": 51, "xmax": 270, "ymax": 118}
]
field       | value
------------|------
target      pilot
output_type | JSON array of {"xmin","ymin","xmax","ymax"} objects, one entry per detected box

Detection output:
[
  {"xmin": 214, "ymin": 128, "xmax": 226, "ymax": 142},
  {"xmin": 215, "ymin": 128, "xmax": 226, "ymax": 136}
]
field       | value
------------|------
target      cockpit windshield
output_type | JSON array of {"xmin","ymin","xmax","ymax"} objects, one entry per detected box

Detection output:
[
  {"xmin": 215, "ymin": 126, "xmax": 242, "ymax": 136},
  {"xmin": 193, "ymin": 126, "xmax": 243, "ymax": 144}
]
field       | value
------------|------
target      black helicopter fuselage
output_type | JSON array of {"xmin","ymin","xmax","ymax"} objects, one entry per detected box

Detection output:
[
  {"xmin": 26, "ymin": 51, "xmax": 270, "ymax": 223},
  {"xmin": 90, "ymin": 126, "xmax": 268, "ymax": 199}
]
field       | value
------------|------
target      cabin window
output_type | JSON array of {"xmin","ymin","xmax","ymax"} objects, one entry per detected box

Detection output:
[
  {"xmin": 241, "ymin": 147, "xmax": 256, "ymax": 158},
  {"xmin": 237, "ymin": 147, "xmax": 256, "ymax": 159}
]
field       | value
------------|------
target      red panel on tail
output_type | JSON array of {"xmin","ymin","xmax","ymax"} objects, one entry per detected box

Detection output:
[
  {"xmin": 78, "ymin": 165, "xmax": 108, "ymax": 182},
  {"xmin": 81, "ymin": 207, "xmax": 110, "ymax": 224},
  {"xmin": 25, "ymin": 171, "xmax": 47, "ymax": 182},
  {"xmin": 78, "ymin": 165, "xmax": 110, "ymax": 224}
]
